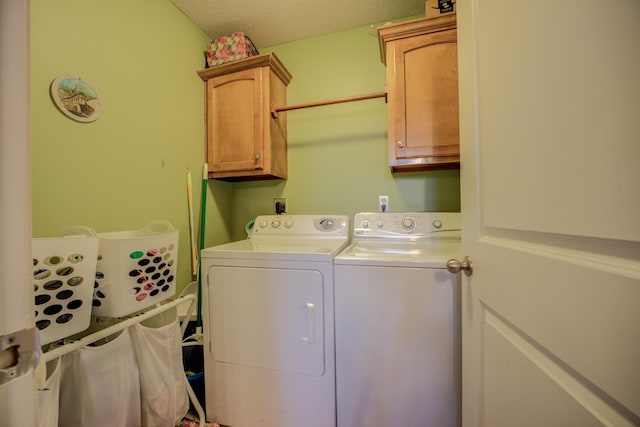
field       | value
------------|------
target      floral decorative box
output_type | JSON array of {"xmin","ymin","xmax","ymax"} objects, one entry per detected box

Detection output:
[{"xmin": 206, "ymin": 32, "xmax": 259, "ymax": 67}]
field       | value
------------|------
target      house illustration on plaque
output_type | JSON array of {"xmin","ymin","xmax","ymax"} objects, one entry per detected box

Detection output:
[{"xmin": 51, "ymin": 76, "xmax": 102, "ymax": 122}]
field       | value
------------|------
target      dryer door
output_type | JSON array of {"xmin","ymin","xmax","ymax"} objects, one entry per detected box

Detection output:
[{"xmin": 209, "ymin": 266, "xmax": 325, "ymax": 376}]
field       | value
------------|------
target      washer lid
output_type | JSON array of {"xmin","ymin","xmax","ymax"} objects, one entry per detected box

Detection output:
[{"xmin": 335, "ymin": 237, "xmax": 461, "ymax": 268}]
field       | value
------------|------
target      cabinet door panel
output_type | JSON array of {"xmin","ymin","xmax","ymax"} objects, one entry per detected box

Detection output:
[
  {"xmin": 198, "ymin": 53, "xmax": 291, "ymax": 180},
  {"xmin": 207, "ymin": 68, "xmax": 263, "ymax": 173},
  {"xmin": 388, "ymin": 27, "xmax": 459, "ymax": 169}
]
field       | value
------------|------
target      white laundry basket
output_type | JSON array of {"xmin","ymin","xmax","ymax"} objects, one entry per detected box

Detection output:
[
  {"xmin": 32, "ymin": 235, "xmax": 100, "ymax": 345},
  {"xmin": 60, "ymin": 221, "xmax": 179, "ymax": 318}
]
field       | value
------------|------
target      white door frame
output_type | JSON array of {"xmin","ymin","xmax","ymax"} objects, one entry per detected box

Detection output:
[{"xmin": 0, "ymin": 0, "xmax": 38, "ymax": 424}]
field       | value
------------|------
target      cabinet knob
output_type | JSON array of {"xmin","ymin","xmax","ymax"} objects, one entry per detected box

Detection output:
[
  {"xmin": 397, "ymin": 141, "xmax": 405, "ymax": 148},
  {"xmin": 254, "ymin": 153, "xmax": 260, "ymax": 161}
]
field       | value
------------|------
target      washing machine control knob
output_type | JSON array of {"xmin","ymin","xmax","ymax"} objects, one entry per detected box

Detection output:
[
  {"xmin": 283, "ymin": 219, "xmax": 293, "ymax": 228},
  {"xmin": 433, "ymin": 219, "xmax": 442, "ymax": 229},
  {"xmin": 259, "ymin": 220, "xmax": 268, "ymax": 228},
  {"xmin": 360, "ymin": 219, "xmax": 370, "ymax": 229},
  {"xmin": 400, "ymin": 216, "xmax": 416, "ymax": 232},
  {"xmin": 271, "ymin": 219, "xmax": 281, "ymax": 228},
  {"xmin": 376, "ymin": 220, "xmax": 384, "ymax": 228}
]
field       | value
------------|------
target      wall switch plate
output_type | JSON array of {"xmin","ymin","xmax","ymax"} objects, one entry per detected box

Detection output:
[
  {"xmin": 379, "ymin": 195, "xmax": 389, "ymax": 212},
  {"xmin": 274, "ymin": 198, "xmax": 287, "ymax": 214}
]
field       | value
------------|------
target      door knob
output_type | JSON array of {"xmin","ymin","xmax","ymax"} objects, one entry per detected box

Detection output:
[{"xmin": 446, "ymin": 256, "xmax": 473, "ymax": 276}]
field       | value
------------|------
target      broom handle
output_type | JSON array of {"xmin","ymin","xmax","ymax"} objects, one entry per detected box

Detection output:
[
  {"xmin": 197, "ymin": 163, "xmax": 208, "ymax": 328},
  {"xmin": 187, "ymin": 170, "xmax": 198, "ymax": 279}
]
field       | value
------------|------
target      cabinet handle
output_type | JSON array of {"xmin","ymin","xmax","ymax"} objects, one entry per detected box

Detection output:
[
  {"xmin": 397, "ymin": 141, "xmax": 405, "ymax": 148},
  {"xmin": 254, "ymin": 153, "xmax": 260, "ymax": 161}
]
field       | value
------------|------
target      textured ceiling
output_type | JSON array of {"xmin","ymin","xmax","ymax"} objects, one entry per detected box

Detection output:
[{"xmin": 170, "ymin": 0, "xmax": 425, "ymax": 47}]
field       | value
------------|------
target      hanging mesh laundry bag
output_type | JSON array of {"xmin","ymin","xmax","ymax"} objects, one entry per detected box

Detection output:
[
  {"xmin": 32, "ymin": 234, "xmax": 99, "ymax": 345},
  {"xmin": 60, "ymin": 221, "xmax": 179, "ymax": 318},
  {"xmin": 130, "ymin": 313, "xmax": 189, "ymax": 426},
  {"xmin": 36, "ymin": 356, "xmax": 62, "ymax": 427},
  {"xmin": 58, "ymin": 328, "xmax": 142, "ymax": 427}
]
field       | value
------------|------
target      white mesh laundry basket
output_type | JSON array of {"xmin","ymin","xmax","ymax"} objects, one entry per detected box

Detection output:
[
  {"xmin": 60, "ymin": 221, "xmax": 179, "ymax": 318},
  {"xmin": 32, "ymin": 235, "xmax": 99, "ymax": 345}
]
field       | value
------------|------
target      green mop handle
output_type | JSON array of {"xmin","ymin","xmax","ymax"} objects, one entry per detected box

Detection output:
[{"xmin": 197, "ymin": 163, "xmax": 208, "ymax": 329}]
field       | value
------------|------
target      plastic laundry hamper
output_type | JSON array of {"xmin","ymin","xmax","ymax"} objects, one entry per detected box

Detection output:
[
  {"xmin": 32, "ymin": 235, "xmax": 100, "ymax": 345},
  {"xmin": 61, "ymin": 221, "xmax": 179, "ymax": 318}
]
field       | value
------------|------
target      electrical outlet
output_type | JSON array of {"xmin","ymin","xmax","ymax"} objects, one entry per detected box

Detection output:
[
  {"xmin": 379, "ymin": 195, "xmax": 389, "ymax": 212},
  {"xmin": 274, "ymin": 198, "xmax": 287, "ymax": 214}
]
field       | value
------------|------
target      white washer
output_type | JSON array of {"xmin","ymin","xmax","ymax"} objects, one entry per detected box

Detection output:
[
  {"xmin": 201, "ymin": 214, "xmax": 349, "ymax": 427},
  {"xmin": 334, "ymin": 212, "xmax": 461, "ymax": 427}
]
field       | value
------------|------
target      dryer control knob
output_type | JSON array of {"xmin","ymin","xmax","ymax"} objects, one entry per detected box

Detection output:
[
  {"xmin": 433, "ymin": 219, "xmax": 442, "ymax": 229},
  {"xmin": 360, "ymin": 219, "xmax": 370, "ymax": 229},
  {"xmin": 259, "ymin": 220, "xmax": 268, "ymax": 228},
  {"xmin": 319, "ymin": 218, "xmax": 335, "ymax": 230},
  {"xmin": 283, "ymin": 219, "xmax": 293, "ymax": 228},
  {"xmin": 271, "ymin": 219, "xmax": 281, "ymax": 228},
  {"xmin": 376, "ymin": 220, "xmax": 384, "ymax": 228},
  {"xmin": 400, "ymin": 216, "xmax": 416, "ymax": 232}
]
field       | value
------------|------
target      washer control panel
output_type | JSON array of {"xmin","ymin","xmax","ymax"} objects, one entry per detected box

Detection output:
[
  {"xmin": 252, "ymin": 215, "xmax": 349, "ymax": 237},
  {"xmin": 354, "ymin": 212, "xmax": 461, "ymax": 238}
]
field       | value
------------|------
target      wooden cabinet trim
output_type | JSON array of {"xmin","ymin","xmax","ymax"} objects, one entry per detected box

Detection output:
[
  {"xmin": 198, "ymin": 53, "xmax": 292, "ymax": 86},
  {"xmin": 378, "ymin": 14, "xmax": 457, "ymax": 64}
]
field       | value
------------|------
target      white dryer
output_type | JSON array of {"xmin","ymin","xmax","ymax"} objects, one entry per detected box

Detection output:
[
  {"xmin": 334, "ymin": 212, "xmax": 462, "ymax": 427},
  {"xmin": 201, "ymin": 215, "xmax": 349, "ymax": 427}
]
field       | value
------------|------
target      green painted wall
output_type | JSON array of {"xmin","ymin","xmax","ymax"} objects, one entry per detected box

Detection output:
[
  {"xmin": 230, "ymin": 26, "xmax": 461, "ymax": 240},
  {"xmin": 30, "ymin": 0, "xmax": 232, "ymax": 294},
  {"xmin": 29, "ymin": 1, "xmax": 461, "ymax": 290}
]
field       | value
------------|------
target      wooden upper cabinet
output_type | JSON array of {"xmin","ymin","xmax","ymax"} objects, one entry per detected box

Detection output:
[
  {"xmin": 197, "ymin": 53, "xmax": 292, "ymax": 180},
  {"xmin": 379, "ymin": 15, "xmax": 459, "ymax": 172}
]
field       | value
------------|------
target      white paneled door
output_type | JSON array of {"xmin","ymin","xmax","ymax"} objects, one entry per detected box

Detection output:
[{"xmin": 457, "ymin": 1, "xmax": 640, "ymax": 426}]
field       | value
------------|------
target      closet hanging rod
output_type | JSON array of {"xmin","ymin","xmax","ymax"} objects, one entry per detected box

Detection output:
[
  {"xmin": 42, "ymin": 294, "xmax": 196, "ymax": 363},
  {"xmin": 270, "ymin": 91, "xmax": 387, "ymax": 118}
]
